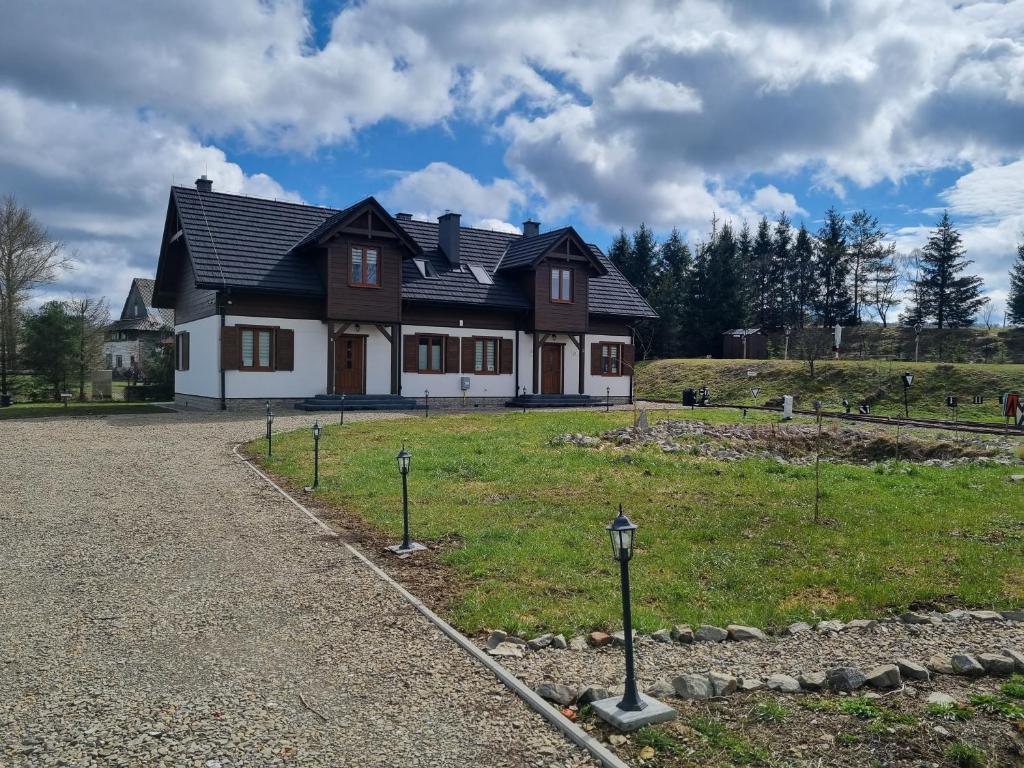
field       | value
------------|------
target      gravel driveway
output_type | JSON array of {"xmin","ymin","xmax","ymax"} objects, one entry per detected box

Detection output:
[{"xmin": 0, "ymin": 411, "xmax": 596, "ymax": 768}]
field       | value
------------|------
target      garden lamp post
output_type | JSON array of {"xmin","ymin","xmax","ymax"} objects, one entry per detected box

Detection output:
[
  {"xmin": 309, "ymin": 421, "xmax": 321, "ymax": 489},
  {"xmin": 784, "ymin": 326, "xmax": 792, "ymax": 361},
  {"xmin": 389, "ymin": 445, "xmax": 425, "ymax": 554},
  {"xmin": 339, "ymin": 392, "xmax": 346, "ymax": 426},
  {"xmin": 606, "ymin": 386, "xmax": 611, "ymax": 413},
  {"xmin": 265, "ymin": 400, "xmax": 271, "ymax": 440},
  {"xmin": 608, "ymin": 507, "xmax": 643, "ymax": 712},
  {"xmin": 424, "ymin": 389, "xmax": 430, "ymax": 419},
  {"xmin": 521, "ymin": 385, "xmax": 528, "ymax": 413},
  {"xmin": 914, "ymin": 324, "xmax": 922, "ymax": 363},
  {"xmin": 902, "ymin": 372, "xmax": 913, "ymax": 419},
  {"xmin": 266, "ymin": 407, "xmax": 274, "ymax": 457}
]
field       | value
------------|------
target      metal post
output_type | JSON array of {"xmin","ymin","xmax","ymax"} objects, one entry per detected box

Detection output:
[
  {"xmin": 522, "ymin": 385, "xmax": 527, "ymax": 414},
  {"xmin": 617, "ymin": 551, "xmax": 644, "ymax": 712},
  {"xmin": 267, "ymin": 419, "xmax": 273, "ymax": 457},
  {"xmin": 606, "ymin": 386, "xmax": 611, "ymax": 413},
  {"xmin": 313, "ymin": 433, "xmax": 320, "ymax": 488},
  {"xmin": 903, "ymin": 384, "xmax": 909, "ymax": 419},
  {"xmin": 401, "ymin": 469, "xmax": 411, "ymax": 551},
  {"xmin": 340, "ymin": 393, "xmax": 345, "ymax": 426},
  {"xmin": 424, "ymin": 389, "xmax": 429, "ymax": 419}
]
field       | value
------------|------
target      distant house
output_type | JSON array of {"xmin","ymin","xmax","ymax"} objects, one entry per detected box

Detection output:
[
  {"xmin": 723, "ymin": 328, "xmax": 767, "ymax": 359},
  {"xmin": 151, "ymin": 176, "xmax": 656, "ymax": 410},
  {"xmin": 104, "ymin": 278, "xmax": 174, "ymax": 377}
]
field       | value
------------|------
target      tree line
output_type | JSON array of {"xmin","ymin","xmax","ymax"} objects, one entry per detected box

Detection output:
[{"xmin": 610, "ymin": 208, "xmax": 1004, "ymax": 359}]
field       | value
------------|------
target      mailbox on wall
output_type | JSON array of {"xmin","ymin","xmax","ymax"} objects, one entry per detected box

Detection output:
[{"xmin": 460, "ymin": 376, "xmax": 471, "ymax": 391}]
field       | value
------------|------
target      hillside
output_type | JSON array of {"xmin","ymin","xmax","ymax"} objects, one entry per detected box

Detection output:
[{"xmin": 636, "ymin": 358, "xmax": 1024, "ymax": 422}]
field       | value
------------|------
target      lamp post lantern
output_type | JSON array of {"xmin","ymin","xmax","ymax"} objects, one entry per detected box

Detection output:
[
  {"xmin": 388, "ymin": 445, "xmax": 425, "ymax": 554},
  {"xmin": 902, "ymin": 371, "xmax": 913, "ymax": 419},
  {"xmin": 339, "ymin": 392, "xmax": 346, "ymax": 426},
  {"xmin": 266, "ymin": 407, "xmax": 274, "ymax": 457},
  {"xmin": 914, "ymin": 324, "xmax": 922, "ymax": 363},
  {"xmin": 521, "ymin": 385, "xmax": 528, "ymax": 413}
]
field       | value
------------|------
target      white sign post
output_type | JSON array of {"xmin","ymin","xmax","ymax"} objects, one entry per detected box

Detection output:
[{"xmin": 782, "ymin": 395, "xmax": 794, "ymax": 420}]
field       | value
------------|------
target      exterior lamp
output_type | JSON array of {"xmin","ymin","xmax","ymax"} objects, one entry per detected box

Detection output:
[
  {"xmin": 388, "ymin": 445, "xmax": 425, "ymax": 554},
  {"xmin": 606, "ymin": 385, "xmax": 611, "ymax": 413},
  {"xmin": 266, "ymin": 407, "xmax": 274, "ymax": 457},
  {"xmin": 339, "ymin": 392, "xmax": 346, "ymax": 426},
  {"xmin": 592, "ymin": 506, "xmax": 675, "ymax": 731},
  {"xmin": 424, "ymin": 389, "xmax": 430, "ymax": 419},
  {"xmin": 521, "ymin": 385, "xmax": 528, "ymax": 413},
  {"xmin": 306, "ymin": 420, "xmax": 322, "ymax": 490},
  {"xmin": 902, "ymin": 372, "xmax": 913, "ymax": 418}
]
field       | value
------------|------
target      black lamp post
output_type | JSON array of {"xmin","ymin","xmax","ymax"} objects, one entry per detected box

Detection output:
[
  {"xmin": 389, "ymin": 445, "xmax": 425, "ymax": 553},
  {"xmin": 521, "ymin": 385, "xmax": 528, "ymax": 413},
  {"xmin": 266, "ymin": 406, "xmax": 274, "ymax": 457},
  {"xmin": 339, "ymin": 392, "xmax": 346, "ymax": 426},
  {"xmin": 607, "ymin": 506, "xmax": 644, "ymax": 712},
  {"xmin": 424, "ymin": 389, "xmax": 430, "ymax": 419},
  {"xmin": 902, "ymin": 372, "xmax": 913, "ymax": 419},
  {"xmin": 310, "ymin": 421, "xmax": 321, "ymax": 489},
  {"xmin": 606, "ymin": 385, "xmax": 611, "ymax": 412}
]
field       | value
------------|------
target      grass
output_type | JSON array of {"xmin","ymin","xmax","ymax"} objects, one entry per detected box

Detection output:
[
  {"xmin": 687, "ymin": 716, "xmax": 772, "ymax": 765},
  {"xmin": 927, "ymin": 702, "xmax": 975, "ymax": 722},
  {"xmin": 750, "ymin": 699, "xmax": 789, "ymax": 723},
  {"xmin": 636, "ymin": 358, "xmax": 1024, "ymax": 424},
  {"xmin": 250, "ymin": 407, "xmax": 1024, "ymax": 635},
  {"xmin": 945, "ymin": 741, "xmax": 988, "ymax": 768},
  {"xmin": 1002, "ymin": 675, "xmax": 1024, "ymax": 700},
  {"xmin": 839, "ymin": 696, "xmax": 883, "ymax": 720},
  {"xmin": 0, "ymin": 401, "xmax": 171, "ymax": 420},
  {"xmin": 968, "ymin": 693, "xmax": 1024, "ymax": 719}
]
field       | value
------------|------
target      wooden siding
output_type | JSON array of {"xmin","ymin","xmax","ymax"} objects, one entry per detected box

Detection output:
[
  {"xmin": 172, "ymin": 244, "xmax": 218, "ymax": 324},
  {"xmin": 326, "ymin": 237, "xmax": 403, "ymax": 322},
  {"xmin": 225, "ymin": 292, "xmax": 323, "ymax": 320},
  {"xmin": 588, "ymin": 316, "xmax": 633, "ymax": 336},
  {"xmin": 402, "ymin": 303, "xmax": 521, "ymax": 330},
  {"xmin": 532, "ymin": 256, "xmax": 590, "ymax": 333}
]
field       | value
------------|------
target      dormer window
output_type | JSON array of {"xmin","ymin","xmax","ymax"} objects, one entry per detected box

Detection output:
[
  {"xmin": 350, "ymin": 246, "xmax": 380, "ymax": 288},
  {"xmin": 550, "ymin": 266, "xmax": 573, "ymax": 303},
  {"xmin": 414, "ymin": 258, "xmax": 437, "ymax": 278}
]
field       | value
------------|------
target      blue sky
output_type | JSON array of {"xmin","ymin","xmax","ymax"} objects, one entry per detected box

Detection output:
[{"xmin": 1, "ymin": 0, "xmax": 1022, "ymax": 320}]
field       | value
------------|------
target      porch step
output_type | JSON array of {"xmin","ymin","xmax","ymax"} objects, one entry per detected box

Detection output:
[
  {"xmin": 294, "ymin": 394, "xmax": 423, "ymax": 412},
  {"xmin": 504, "ymin": 394, "xmax": 609, "ymax": 409}
]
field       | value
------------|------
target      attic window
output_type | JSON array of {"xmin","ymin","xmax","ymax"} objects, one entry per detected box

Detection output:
[
  {"xmin": 469, "ymin": 265, "xmax": 493, "ymax": 285},
  {"xmin": 414, "ymin": 258, "xmax": 437, "ymax": 278}
]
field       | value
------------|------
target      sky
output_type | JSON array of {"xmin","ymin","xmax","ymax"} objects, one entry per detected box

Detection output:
[{"xmin": 1, "ymin": 0, "xmax": 1022, "ymax": 321}]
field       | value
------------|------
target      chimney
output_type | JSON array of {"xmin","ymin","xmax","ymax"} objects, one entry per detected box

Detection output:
[
  {"xmin": 195, "ymin": 175, "xmax": 213, "ymax": 193},
  {"xmin": 395, "ymin": 212, "xmax": 413, "ymax": 221},
  {"xmin": 522, "ymin": 219, "xmax": 540, "ymax": 237},
  {"xmin": 438, "ymin": 211, "xmax": 461, "ymax": 265}
]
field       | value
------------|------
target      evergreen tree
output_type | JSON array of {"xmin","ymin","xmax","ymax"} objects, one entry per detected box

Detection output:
[
  {"xmin": 1008, "ymin": 242, "xmax": 1024, "ymax": 326},
  {"xmin": 650, "ymin": 228, "xmax": 691, "ymax": 357},
  {"xmin": 790, "ymin": 223, "xmax": 817, "ymax": 328},
  {"xmin": 750, "ymin": 217, "xmax": 773, "ymax": 327},
  {"xmin": 706, "ymin": 221, "xmax": 744, "ymax": 343},
  {"xmin": 913, "ymin": 212, "xmax": 988, "ymax": 328},
  {"xmin": 769, "ymin": 212, "xmax": 792, "ymax": 328},
  {"xmin": 608, "ymin": 228, "xmax": 633, "ymax": 279},
  {"xmin": 736, "ymin": 222, "xmax": 754, "ymax": 326},
  {"xmin": 20, "ymin": 301, "xmax": 76, "ymax": 399},
  {"xmin": 629, "ymin": 223, "xmax": 659, "ymax": 299},
  {"xmin": 847, "ymin": 210, "xmax": 887, "ymax": 324},
  {"xmin": 680, "ymin": 236, "xmax": 710, "ymax": 357},
  {"xmin": 814, "ymin": 207, "xmax": 853, "ymax": 326}
]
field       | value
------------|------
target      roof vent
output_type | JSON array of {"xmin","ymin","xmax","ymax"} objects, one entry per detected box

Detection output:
[
  {"xmin": 522, "ymin": 219, "xmax": 540, "ymax": 237},
  {"xmin": 395, "ymin": 212, "xmax": 413, "ymax": 221},
  {"xmin": 438, "ymin": 211, "xmax": 461, "ymax": 266},
  {"xmin": 195, "ymin": 175, "xmax": 213, "ymax": 193}
]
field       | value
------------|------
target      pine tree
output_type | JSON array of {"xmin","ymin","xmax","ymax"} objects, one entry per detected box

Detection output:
[
  {"xmin": 1007, "ymin": 242, "xmax": 1024, "ymax": 326},
  {"xmin": 650, "ymin": 228, "xmax": 691, "ymax": 357},
  {"xmin": 630, "ymin": 223, "xmax": 659, "ymax": 299},
  {"xmin": 847, "ymin": 209, "xmax": 887, "ymax": 324},
  {"xmin": 736, "ymin": 222, "xmax": 754, "ymax": 326},
  {"xmin": 770, "ymin": 213, "xmax": 792, "ymax": 328},
  {"xmin": 814, "ymin": 207, "xmax": 853, "ymax": 326},
  {"xmin": 680, "ymin": 236, "xmax": 710, "ymax": 357},
  {"xmin": 790, "ymin": 223, "xmax": 817, "ymax": 327},
  {"xmin": 750, "ymin": 217, "xmax": 773, "ymax": 327},
  {"xmin": 914, "ymin": 212, "xmax": 988, "ymax": 328},
  {"xmin": 706, "ymin": 222, "xmax": 744, "ymax": 343},
  {"xmin": 608, "ymin": 228, "xmax": 633, "ymax": 280}
]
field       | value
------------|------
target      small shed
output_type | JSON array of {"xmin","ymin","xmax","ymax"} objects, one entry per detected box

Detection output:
[{"xmin": 723, "ymin": 328, "xmax": 768, "ymax": 359}]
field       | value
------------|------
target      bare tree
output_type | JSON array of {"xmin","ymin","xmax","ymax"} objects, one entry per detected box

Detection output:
[
  {"xmin": 794, "ymin": 327, "xmax": 832, "ymax": 379},
  {"xmin": 67, "ymin": 297, "xmax": 110, "ymax": 400},
  {"xmin": 980, "ymin": 301, "xmax": 997, "ymax": 330},
  {"xmin": 866, "ymin": 244, "xmax": 901, "ymax": 327},
  {"xmin": 0, "ymin": 195, "xmax": 72, "ymax": 402}
]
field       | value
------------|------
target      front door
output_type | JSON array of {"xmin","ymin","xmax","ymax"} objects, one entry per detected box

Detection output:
[
  {"xmin": 335, "ymin": 334, "xmax": 365, "ymax": 394},
  {"xmin": 541, "ymin": 343, "xmax": 563, "ymax": 394}
]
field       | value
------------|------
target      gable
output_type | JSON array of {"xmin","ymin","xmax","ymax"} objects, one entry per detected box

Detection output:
[
  {"xmin": 497, "ymin": 227, "xmax": 608, "ymax": 275},
  {"xmin": 289, "ymin": 196, "xmax": 421, "ymax": 257}
]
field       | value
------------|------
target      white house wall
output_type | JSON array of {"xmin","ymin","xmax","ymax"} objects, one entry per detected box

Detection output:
[
  {"xmin": 402, "ymin": 324, "xmax": 518, "ymax": 398},
  {"xmin": 225, "ymin": 316, "xmax": 328, "ymax": 399},
  {"xmin": 174, "ymin": 315, "xmax": 220, "ymax": 398},
  {"xmin": 583, "ymin": 333, "xmax": 632, "ymax": 398}
]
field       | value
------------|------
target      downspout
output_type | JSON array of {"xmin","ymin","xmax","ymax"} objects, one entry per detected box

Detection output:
[
  {"xmin": 628, "ymin": 325, "xmax": 635, "ymax": 406},
  {"xmin": 219, "ymin": 291, "xmax": 228, "ymax": 411},
  {"xmin": 514, "ymin": 327, "xmax": 520, "ymax": 396}
]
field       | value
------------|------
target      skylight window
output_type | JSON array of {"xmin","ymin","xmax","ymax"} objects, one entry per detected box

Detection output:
[
  {"xmin": 469, "ymin": 264, "xmax": 493, "ymax": 285},
  {"xmin": 414, "ymin": 258, "xmax": 437, "ymax": 278}
]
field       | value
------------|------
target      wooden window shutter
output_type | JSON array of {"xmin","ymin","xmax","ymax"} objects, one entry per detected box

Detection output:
[
  {"xmin": 621, "ymin": 344, "xmax": 635, "ymax": 374},
  {"xmin": 275, "ymin": 329, "xmax": 294, "ymax": 371},
  {"xmin": 182, "ymin": 332, "xmax": 190, "ymax": 371},
  {"xmin": 444, "ymin": 335, "xmax": 460, "ymax": 373},
  {"xmin": 220, "ymin": 326, "xmax": 240, "ymax": 370},
  {"xmin": 499, "ymin": 339, "xmax": 513, "ymax": 374},
  {"xmin": 461, "ymin": 337, "xmax": 474, "ymax": 373},
  {"xmin": 174, "ymin": 334, "xmax": 181, "ymax": 371},
  {"xmin": 403, "ymin": 334, "xmax": 418, "ymax": 372},
  {"xmin": 590, "ymin": 342, "xmax": 602, "ymax": 375}
]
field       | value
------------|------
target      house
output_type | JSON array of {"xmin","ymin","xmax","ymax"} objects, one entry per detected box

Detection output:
[
  {"xmin": 722, "ymin": 328, "xmax": 768, "ymax": 359},
  {"xmin": 151, "ymin": 176, "xmax": 656, "ymax": 410},
  {"xmin": 104, "ymin": 278, "xmax": 174, "ymax": 378}
]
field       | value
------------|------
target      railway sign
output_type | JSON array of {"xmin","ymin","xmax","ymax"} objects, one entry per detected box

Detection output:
[
  {"xmin": 859, "ymin": 404, "xmax": 870, "ymax": 414},
  {"xmin": 973, "ymin": 394, "xmax": 983, "ymax": 405},
  {"xmin": 1002, "ymin": 392, "xmax": 1020, "ymax": 419},
  {"xmin": 751, "ymin": 387, "xmax": 761, "ymax": 398},
  {"xmin": 946, "ymin": 396, "xmax": 958, "ymax": 408},
  {"xmin": 842, "ymin": 398, "xmax": 851, "ymax": 413}
]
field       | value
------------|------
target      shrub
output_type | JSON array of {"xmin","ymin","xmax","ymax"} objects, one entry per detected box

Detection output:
[
  {"xmin": 944, "ymin": 741, "xmax": 987, "ymax": 768},
  {"xmin": 927, "ymin": 702, "xmax": 974, "ymax": 721}
]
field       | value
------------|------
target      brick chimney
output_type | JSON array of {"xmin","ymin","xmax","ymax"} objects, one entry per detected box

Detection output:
[
  {"xmin": 522, "ymin": 219, "xmax": 540, "ymax": 237},
  {"xmin": 438, "ymin": 211, "xmax": 461, "ymax": 265},
  {"xmin": 195, "ymin": 175, "xmax": 213, "ymax": 192}
]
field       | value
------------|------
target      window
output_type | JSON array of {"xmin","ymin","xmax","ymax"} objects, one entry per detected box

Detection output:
[
  {"xmin": 469, "ymin": 264, "xmax": 493, "ymax": 285},
  {"xmin": 413, "ymin": 258, "xmax": 437, "ymax": 278},
  {"xmin": 115, "ymin": 355, "xmax": 123, "ymax": 369},
  {"xmin": 474, "ymin": 337, "xmax": 498, "ymax": 374},
  {"xmin": 239, "ymin": 326, "xmax": 274, "ymax": 371},
  {"xmin": 600, "ymin": 343, "xmax": 621, "ymax": 375},
  {"xmin": 417, "ymin": 335, "xmax": 444, "ymax": 373},
  {"xmin": 550, "ymin": 267, "xmax": 573, "ymax": 303},
  {"xmin": 105, "ymin": 353, "xmax": 113, "ymax": 369},
  {"xmin": 350, "ymin": 246, "xmax": 380, "ymax": 287}
]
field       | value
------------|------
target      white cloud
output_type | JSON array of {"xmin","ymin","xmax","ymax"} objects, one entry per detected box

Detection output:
[
  {"xmin": 610, "ymin": 75, "xmax": 703, "ymax": 113},
  {"xmin": 748, "ymin": 185, "xmax": 808, "ymax": 217}
]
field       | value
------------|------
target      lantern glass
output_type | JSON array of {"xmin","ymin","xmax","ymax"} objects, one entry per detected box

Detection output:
[
  {"xmin": 606, "ymin": 508, "xmax": 638, "ymax": 561},
  {"xmin": 267, "ymin": 412, "xmax": 274, "ymax": 424},
  {"xmin": 396, "ymin": 446, "xmax": 412, "ymax": 475},
  {"xmin": 312, "ymin": 421, "xmax": 321, "ymax": 439}
]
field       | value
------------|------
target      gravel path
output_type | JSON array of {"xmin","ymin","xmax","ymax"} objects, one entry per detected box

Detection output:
[{"xmin": 0, "ymin": 411, "xmax": 596, "ymax": 768}]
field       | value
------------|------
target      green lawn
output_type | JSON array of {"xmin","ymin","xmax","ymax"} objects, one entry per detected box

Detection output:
[
  {"xmin": 0, "ymin": 401, "xmax": 172, "ymax": 420},
  {"xmin": 637, "ymin": 358, "xmax": 1024, "ymax": 423},
  {"xmin": 248, "ymin": 408, "xmax": 1024, "ymax": 636}
]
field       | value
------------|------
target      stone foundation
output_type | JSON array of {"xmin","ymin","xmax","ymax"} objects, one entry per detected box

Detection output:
[{"xmin": 175, "ymin": 393, "xmax": 634, "ymax": 412}]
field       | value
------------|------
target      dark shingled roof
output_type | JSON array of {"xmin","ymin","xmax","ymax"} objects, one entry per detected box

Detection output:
[
  {"xmin": 169, "ymin": 187, "xmax": 655, "ymax": 318},
  {"xmin": 130, "ymin": 278, "xmax": 175, "ymax": 326},
  {"xmin": 497, "ymin": 227, "xmax": 572, "ymax": 271}
]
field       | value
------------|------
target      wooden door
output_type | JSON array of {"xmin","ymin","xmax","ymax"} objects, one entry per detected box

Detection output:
[
  {"xmin": 541, "ymin": 343, "xmax": 563, "ymax": 394},
  {"xmin": 335, "ymin": 334, "xmax": 365, "ymax": 394}
]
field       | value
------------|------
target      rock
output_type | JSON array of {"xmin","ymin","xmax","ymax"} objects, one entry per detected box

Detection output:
[
  {"xmin": 638, "ymin": 746, "xmax": 655, "ymax": 760},
  {"xmin": 816, "ymin": 619, "xmax": 844, "ymax": 633},
  {"xmin": 569, "ymin": 636, "xmax": 588, "ymax": 651},
  {"xmin": 766, "ymin": 674, "xmax": 801, "ymax": 693},
  {"xmin": 895, "ymin": 659, "xmax": 930, "ymax": 681},
  {"xmin": 968, "ymin": 610, "xmax": 1005, "ymax": 622},
  {"xmin": 577, "ymin": 685, "xmax": 611, "ymax": 705},
  {"xmin": 845, "ymin": 619, "xmax": 878, "ymax": 631},
  {"xmin": 485, "ymin": 630, "xmax": 507, "ymax": 649},
  {"xmin": 927, "ymin": 655, "xmax": 955, "ymax": 675},
  {"xmin": 534, "ymin": 682, "xmax": 576, "ymax": 706},
  {"xmin": 611, "ymin": 630, "xmax": 637, "ymax": 647},
  {"xmin": 784, "ymin": 621, "xmax": 812, "ymax": 636},
  {"xmin": 798, "ymin": 672, "xmax": 827, "ymax": 691},
  {"xmin": 866, "ymin": 664, "xmax": 902, "ymax": 689},
  {"xmin": 694, "ymin": 625, "xmax": 728, "ymax": 643},
  {"xmin": 650, "ymin": 629, "xmax": 673, "ymax": 643},
  {"xmin": 527, "ymin": 633, "xmax": 554, "ymax": 650},
  {"xmin": 727, "ymin": 624, "xmax": 767, "ymax": 641},
  {"xmin": 672, "ymin": 673, "xmax": 713, "ymax": 700},
  {"xmin": 1001, "ymin": 610, "xmax": 1024, "ymax": 622},
  {"xmin": 487, "ymin": 642, "xmax": 524, "ymax": 658},
  {"xmin": 1009, "ymin": 474, "xmax": 1024, "ymax": 482},
  {"xmin": 505, "ymin": 635, "xmax": 528, "ymax": 646},
  {"xmin": 608, "ymin": 734, "xmax": 627, "ymax": 747},
  {"xmin": 589, "ymin": 631, "xmax": 612, "ymax": 648},
  {"xmin": 738, "ymin": 678, "xmax": 764, "ymax": 692},
  {"xmin": 933, "ymin": 725, "xmax": 952, "ymax": 738},
  {"xmin": 551, "ymin": 634, "xmax": 567, "ymax": 650},
  {"xmin": 950, "ymin": 654, "xmax": 985, "ymax": 677},
  {"xmin": 826, "ymin": 667, "xmax": 866, "ymax": 693},
  {"xmin": 943, "ymin": 609, "xmax": 970, "ymax": 621},
  {"xmin": 709, "ymin": 672, "xmax": 737, "ymax": 696},
  {"xmin": 898, "ymin": 611, "xmax": 932, "ymax": 625},
  {"xmin": 927, "ymin": 692, "xmax": 956, "ymax": 706},
  {"xmin": 1003, "ymin": 648, "xmax": 1024, "ymax": 673},
  {"xmin": 645, "ymin": 678, "xmax": 675, "ymax": 698},
  {"xmin": 671, "ymin": 625, "xmax": 694, "ymax": 643},
  {"xmin": 978, "ymin": 653, "xmax": 1015, "ymax": 676}
]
